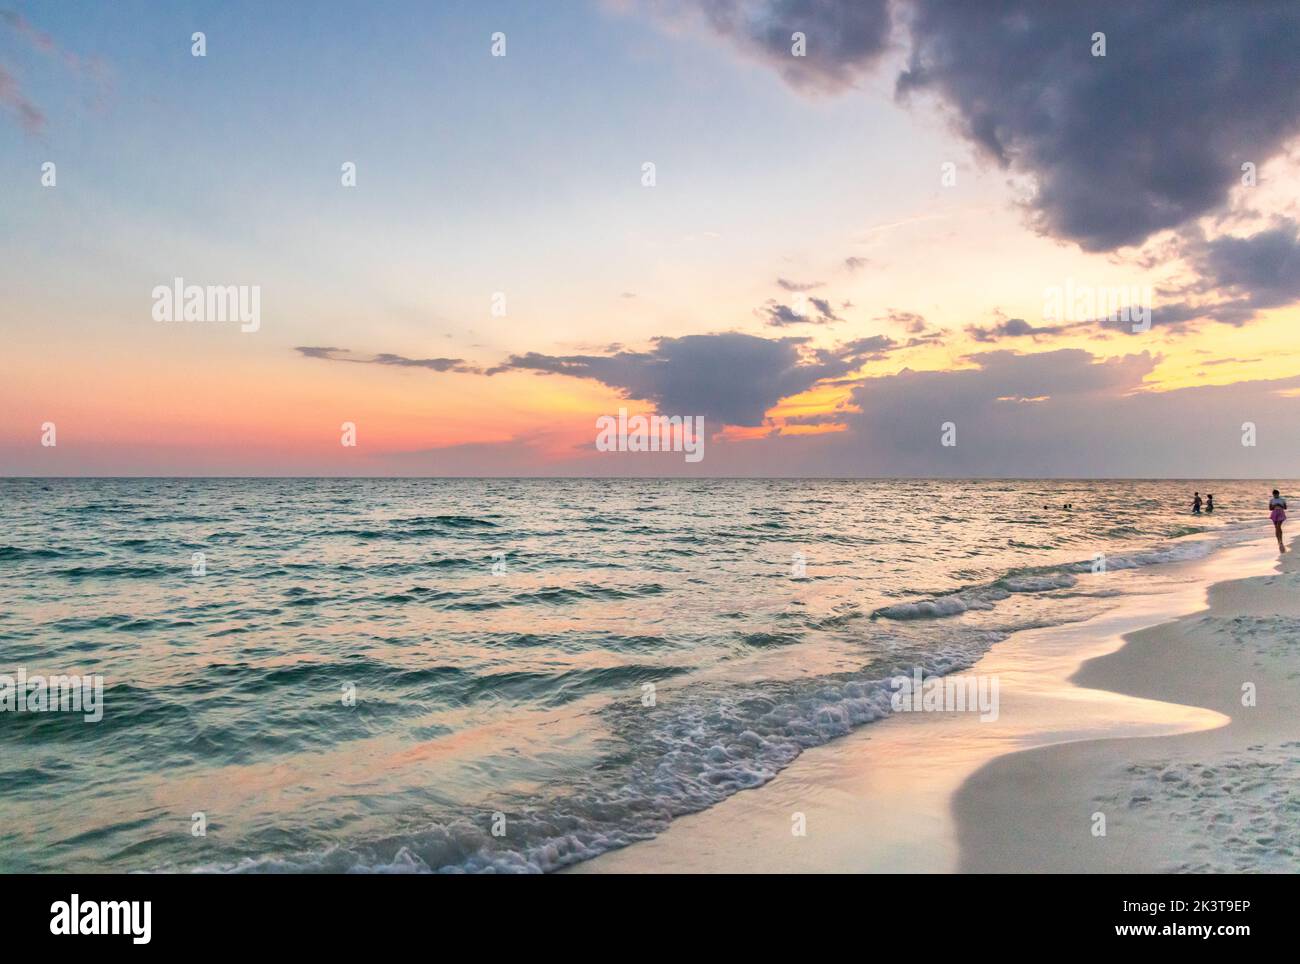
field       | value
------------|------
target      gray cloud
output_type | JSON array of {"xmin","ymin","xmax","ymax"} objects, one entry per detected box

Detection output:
[
  {"xmin": 1190, "ymin": 218, "xmax": 1300, "ymax": 312},
  {"xmin": 295, "ymin": 346, "xmax": 347, "ymax": 360},
  {"xmin": 777, "ymin": 277, "xmax": 822, "ymax": 291},
  {"xmin": 808, "ymin": 296, "xmax": 841, "ymax": 322},
  {"xmin": 877, "ymin": 309, "xmax": 928, "ymax": 334},
  {"xmin": 758, "ymin": 302, "xmax": 804, "ymax": 326},
  {"xmin": 295, "ymin": 346, "xmax": 479, "ymax": 373},
  {"xmin": 1090, "ymin": 299, "xmax": 1253, "ymax": 335},
  {"xmin": 760, "ymin": 295, "xmax": 841, "ymax": 326},
  {"xmin": 483, "ymin": 329, "xmax": 944, "ymax": 427},
  {"xmin": 677, "ymin": 2, "xmax": 1300, "ymax": 255},
  {"xmin": 966, "ymin": 317, "xmax": 1076, "ymax": 343},
  {"xmin": 1202, "ymin": 357, "xmax": 1262, "ymax": 367},
  {"xmin": 485, "ymin": 332, "xmax": 874, "ymax": 427},
  {"xmin": 897, "ymin": 1, "xmax": 1300, "ymax": 252},
  {"xmin": 1080, "ymin": 222, "xmax": 1300, "ymax": 337},
  {"xmin": 822, "ymin": 347, "xmax": 1300, "ymax": 476},
  {"xmin": 823, "ymin": 334, "xmax": 896, "ymax": 361},
  {"xmin": 674, "ymin": 0, "xmax": 894, "ymax": 93}
]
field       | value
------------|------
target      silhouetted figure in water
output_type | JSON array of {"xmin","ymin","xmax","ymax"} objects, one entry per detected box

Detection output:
[
  {"xmin": 1192, "ymin": 492, "xmax": 1202, "ymax": 514},
  {"xmin": 1205, "ymin": 494, "xmax": 1214, "ymax": 514}
]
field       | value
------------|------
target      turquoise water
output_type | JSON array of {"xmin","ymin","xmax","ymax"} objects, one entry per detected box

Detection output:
[{"xmin": 0, "ymin": 478, "xmax": 1288, "ymax": 872}]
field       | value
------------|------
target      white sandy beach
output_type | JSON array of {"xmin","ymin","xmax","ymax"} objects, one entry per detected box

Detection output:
[{"xmin": 575, "ymin": 529, "xmax": 1297, "ymax": 873}]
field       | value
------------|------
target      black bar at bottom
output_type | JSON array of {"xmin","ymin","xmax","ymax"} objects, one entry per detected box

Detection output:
[{"xmin": 4, "ymin": 872, "xmax": 1282, "ymax": 949}]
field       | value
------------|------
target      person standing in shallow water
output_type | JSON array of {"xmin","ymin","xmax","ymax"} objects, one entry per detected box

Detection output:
[
  {"xmin": 1206, "ymin": 494, "xmax": 1214, "ymax": 513},
  {"xmin": 1192, "ymin": 491, "xmax": 1202, "ymax": 514},
  {"xmin": 1270, "ymin": 489, "xmax": 1287, "ymax": 552}
]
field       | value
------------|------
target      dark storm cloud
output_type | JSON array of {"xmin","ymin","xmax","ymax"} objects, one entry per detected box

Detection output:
[
  {"xmin": 675, "ymin": 2, "xmax": 1300, "ymax": 252},
  {"xmin": 678, "ymin": 0, "xmax": 894, "ymax": 93},
  {"xmin": 485, "ymin": 332, "xmax": 862, "ymax": 427},
  {"xmin": 294, "ymin": 346, "xmax": 479, "ymax": 373},
  {"xmin": 896, "ymin": 0, "xmax": 1300, "ymax": 252},
  {"xmin": 1190, "ymin": 218, "xmax": 1300, "ymax": 311}
]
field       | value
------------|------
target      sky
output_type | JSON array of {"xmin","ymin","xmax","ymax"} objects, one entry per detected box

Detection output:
[{"xmin": 2, "ymin": 0, "xmax": 1299, "ymax": 477}]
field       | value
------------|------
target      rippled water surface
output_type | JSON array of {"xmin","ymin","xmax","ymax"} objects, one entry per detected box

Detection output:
[{"xmin": 0, "ymin": 478, "xmax": 1288, "ymax": 871}]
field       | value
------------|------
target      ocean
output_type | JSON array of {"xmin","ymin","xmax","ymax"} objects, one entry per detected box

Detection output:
[{"xmin": 0, "ymin": 477, "xmax": 1288, "ymax": 872}]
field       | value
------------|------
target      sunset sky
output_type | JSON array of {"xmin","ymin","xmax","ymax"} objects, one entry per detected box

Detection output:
[{"xmin": 3, "ymin": 0, "xmax": 1299, "ymax": 476}]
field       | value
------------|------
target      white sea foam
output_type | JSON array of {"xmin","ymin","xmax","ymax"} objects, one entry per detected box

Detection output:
[
  {"xmin": 879, "ymin": 523, "xmax": 1264, "ymax": 622},
  {"xmin": 190, "ymin": 653, "xmax": 992, "ymax": 874}
]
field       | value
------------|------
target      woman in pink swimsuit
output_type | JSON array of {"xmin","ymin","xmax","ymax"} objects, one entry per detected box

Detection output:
[{"xmin": 1269, "ymin": 489, "xmax": 1287, "ymax": 552}]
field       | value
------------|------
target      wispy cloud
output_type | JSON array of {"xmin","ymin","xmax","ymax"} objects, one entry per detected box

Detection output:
[
  {"xmin": 0, "ymin": 63, "xmax": 43, "ymax": 133},
  {"xmin": 294, "ymin": 346, "xmax": 480, "ymax": 373},
  {"xmin": 1, "ymin": 9, "xmax": 113, "ymax": 133}
]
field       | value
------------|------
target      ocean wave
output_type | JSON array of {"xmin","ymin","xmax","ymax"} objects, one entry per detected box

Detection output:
[
  {"xmin": 999, "ymin": 572, "xmax": 1078, "ymax": 592},
  {"xmin": 187, "ymin": 655, "xmax": 978, "ymax": 874},
  {"xmin": 48, "ymin": 613, "xmax": 188, "ymax": 632},
  {"xmin": 0, "ymin": 545, "xmax": 70, "ymax": 561},
  {"xmin": 876, "ymin": 527, "xmax": 1255, "ymax": 621},
  {"xmin": 739, "ymin": 631, "xmax": 803, "ymax": 647},
  {"xmin": 875, "ymin": 592, "xmax": 1004, "ymax": 620},
  {"xmin": 54, "ymin": 563, "xmax": 173, "ymax": 580},
  {"xmin": 445, "ymin": 582, "xmax": 668, "ymax": 610},
  {"xmin": 6, "ymin": 478, "xmax": 1285, "ymax": 874},
  {"xmin": 332, "ymin": 516, "xmax": 500, "ymax": 540}
]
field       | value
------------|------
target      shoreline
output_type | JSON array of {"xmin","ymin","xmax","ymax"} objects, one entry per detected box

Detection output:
[
  {"xmin": 957, "ymin": 533, "xmax": 1299, "ymax": 872},
  {"xmin": 574, "ymin": 528, "xmax": 1290, "ymax": 873}
]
